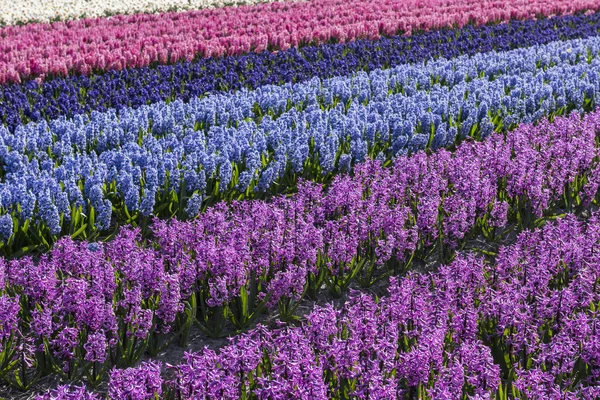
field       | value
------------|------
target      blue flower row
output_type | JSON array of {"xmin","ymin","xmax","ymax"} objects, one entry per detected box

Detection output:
[
  {"xmin": 1, "ymin": 12, "xmax": 600, "ymax": 132},
  {"xmin": 0, "ymin": 36, "xmax": 598, "ymax": 251}
]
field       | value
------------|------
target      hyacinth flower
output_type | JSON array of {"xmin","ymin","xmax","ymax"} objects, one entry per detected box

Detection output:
[
  {"xmin": 107, "ymin": 361, "xmax": 162, "ymax": 400},
  {"xmin": 0, "ymin": 295, "xmax": 20, "ymax": 385},
  {"xmin": 35, "ymin": 384, "xmax": 101, "ymax": 400},
  {"xmin": 151, "ymin": 186, "xmax": 324, "ymax": 338},
  {"xmin": 2, "ymin": 108, "xmax": 600, "ymax": 390},
  {"xmin": 2, "ymin": 36, "xmax": 600, "ymax": 255},
  {"xmin": 69, "ymin": 214, "xmax": 597, "ymax": 400},
  {"xmin": 0, "ymin": 232, "xmax": 183, "ymax": 391},
  {"xmin": 4, "ymin": 12, "xmax": 600, "ymax": 132},
  {"xmin": 0, "ymin": 0, "xmax": 292, "ymax": 26}
]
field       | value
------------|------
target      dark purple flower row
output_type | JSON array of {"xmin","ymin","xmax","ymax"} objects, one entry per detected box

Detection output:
[
  {"xmin": 2, "ymin": 12, "xmax": 600, "ymax": 132},
  {"xmin": 2, "ymin": 109, "xmax": 600, "ymax": 391},
  {"xmin": 40, "ymin": 213, "xmax": 600, "ymax": 399}
]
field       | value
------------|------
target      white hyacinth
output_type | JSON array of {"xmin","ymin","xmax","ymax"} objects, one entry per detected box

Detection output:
[{"xmin": 0, "ymin": 0, "xmax": 296, "ymax": 26}]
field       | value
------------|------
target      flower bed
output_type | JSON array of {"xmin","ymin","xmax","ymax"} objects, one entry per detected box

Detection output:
[
  {"xmin": 1, "ymin": 37, "xmax": 599, "ymax": 251},
  {"xmin": 3, "ymin": 12, "xmax": 600, "ymax": 131},
  {"xmin": 1, "ymin": 0, "xmax": 598, "ymax": 84},
  {"xmin": 36, "ymin": 214, "xmax": 600, "ymax": 399},
  {"xmin": 2, "ymin": 110, "xmax": 600, "ymax": 390}
]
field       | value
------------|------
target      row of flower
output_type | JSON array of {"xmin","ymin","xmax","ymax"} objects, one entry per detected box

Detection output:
[
  {"xmin": 1, "ymin": 0, "xmax": 296, "ymax": 27},
  {"xmin": 37, "ymin": 213, "xmax": 600, "ymax": 399},
  {"xmin": 1, "ymin": 109, "xmax": 600, "ymax": 391},
  {"xmin": 1, "ymin": 0, "xmax": 598, "ymax": 84},
  {"xmin": 3, "ymin": 12, "xmax": 600, "ymax": 131},
  {"xmin": 1, "ymin": 36, "xmax": 599, "ymax": 252}
]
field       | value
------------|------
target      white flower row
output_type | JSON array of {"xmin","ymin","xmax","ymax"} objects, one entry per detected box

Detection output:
[{"xmin": 0, "ymin": 0, "xmax": 296, "ymax": 26}]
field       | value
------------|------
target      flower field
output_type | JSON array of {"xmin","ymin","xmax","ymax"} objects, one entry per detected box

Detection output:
[{"xmin": 1, "ymin": 1, "xmax": 600, "ymax": 399}]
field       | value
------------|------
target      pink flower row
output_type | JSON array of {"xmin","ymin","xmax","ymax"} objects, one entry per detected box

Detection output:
[{"xmin": 1, "ymin": 0, "xmax": 598, "ymax": 84}]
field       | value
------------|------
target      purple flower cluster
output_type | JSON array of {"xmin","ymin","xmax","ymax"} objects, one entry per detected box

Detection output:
[
  {"xmin": 36, "ymin": 385, "xmax": 101, "ymax": 400},
  {"xmin": 2, "ymin": 109, "xmax": 600, "ymax": 388},
  {"xmin": 0, "ymin": 231, "xmax": 183, "ymax": 388},
  {"xmin": 162, "ymin": 214, "xmax": 600, "ymax": 399},
  {"xmin": 108, "ymin": 361, "xmax": 162, "ymax": 400},
  {"xmin": 47, "ymin": 213, "xmax": 600, "ymax": 399}
]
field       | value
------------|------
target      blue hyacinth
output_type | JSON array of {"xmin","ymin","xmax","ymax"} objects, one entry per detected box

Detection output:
[{"xmin": 0, "ymin": 215, "xmax": 13, "ymax": 243}]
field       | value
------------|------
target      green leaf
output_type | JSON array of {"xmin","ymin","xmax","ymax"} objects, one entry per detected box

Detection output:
[{"xmin": 71, "ymin": 223, "xmax": 88, "ymax": 239}]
